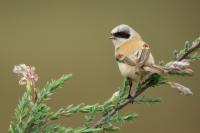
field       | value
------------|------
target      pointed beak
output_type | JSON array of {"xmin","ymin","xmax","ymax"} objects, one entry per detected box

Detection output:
[{"xmin": 108, "ymin": 33, "xmax": 114, "ymax": 39}]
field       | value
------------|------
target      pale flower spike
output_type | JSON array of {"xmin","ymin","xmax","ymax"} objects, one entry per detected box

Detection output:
[
  {"xmin": 13, "ymin": 64, "xmax": 38, "ymax": 86},
  {"xmin": 167, "ymin": 60, "xmax": 190, "ymax": 69},
  {"xmin": 169, "ymin": 82, "xmax": 193, "ymax": 96}
]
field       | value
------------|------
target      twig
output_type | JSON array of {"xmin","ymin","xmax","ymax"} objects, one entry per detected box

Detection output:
[
  {"xmin": 93, "ymin": 40, "xmax": 200, "ymax": 128},
  {"xmin": 93, "ymin": 80, "xmax": 150, "ymax": 128},
  {"xmin": 177, "ymin": 41, "xmax": 200, "ymax": 61}
]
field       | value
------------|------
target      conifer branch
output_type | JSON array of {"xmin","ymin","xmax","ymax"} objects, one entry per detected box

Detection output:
[
  {"xmin": 177, "ymin": 38, "xmax": 200, "ymax": 61},
  {"xmin": 93, "ymin": 37, "xmax": 200, "ymax": 128},
  {"xmin": 9, "ymin": 37, "xmax": 200, "ymax": 133}
]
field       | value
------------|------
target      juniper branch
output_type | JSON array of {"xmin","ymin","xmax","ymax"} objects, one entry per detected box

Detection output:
[
  {"xmin": 9, "ymin": 37, "xmax": 200, "ymax": 133},
  {"xmin": 93, "ymin": 37, "xmax": 200, "ymax": 128},
  {"xmin": 177, "ymin": 38, "xmax": 200, "ymax": 61}
]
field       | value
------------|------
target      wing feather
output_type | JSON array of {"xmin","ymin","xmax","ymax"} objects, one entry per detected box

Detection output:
[{"xmin": 115, "ymin": 38, "xmax": 151, "ymax": 67}]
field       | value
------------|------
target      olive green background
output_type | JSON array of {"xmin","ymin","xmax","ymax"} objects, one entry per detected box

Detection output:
[{"xmin": 0, "ymin": 0, "xmax": 199, "ymax": 132}]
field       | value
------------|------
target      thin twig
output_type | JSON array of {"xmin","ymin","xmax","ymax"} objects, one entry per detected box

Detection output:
[
  {"xmin": 177, "ymin": 42, "xmax": 200, "ymax": 61},
  {"xmin": 93, "ymin": 81, "xmax": 150, "ymax": 128},
  {"xmin": 93, "ymin": 40, "xmax": 200, "ymax": 128}
]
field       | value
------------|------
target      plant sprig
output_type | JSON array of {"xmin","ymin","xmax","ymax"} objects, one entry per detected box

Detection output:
[{"xmin": 9, "ymin": 37, "xmax": 200, "ymax": 133}]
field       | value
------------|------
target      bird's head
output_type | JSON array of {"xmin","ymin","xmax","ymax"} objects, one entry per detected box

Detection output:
[{"xmin": 109, "ymin": 24, "xmax": 142, "ymax": 48}]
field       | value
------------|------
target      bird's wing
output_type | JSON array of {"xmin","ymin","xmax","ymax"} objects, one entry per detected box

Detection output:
[
  {"xmin": 116, "ymin": 38, "xmax": 170, "ymax": 74},
  {"xmin": 115, "ymin": 38, "xmax": 150, "ymax": 67}
]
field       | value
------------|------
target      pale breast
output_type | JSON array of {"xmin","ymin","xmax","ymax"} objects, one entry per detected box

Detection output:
[
  {"xmin": 117, "ymin": 53, "xmax": 155, "ymax": 81},
  {"xmin": 117, "ymin": 62, "xmax": 141, "ymax": 81}
]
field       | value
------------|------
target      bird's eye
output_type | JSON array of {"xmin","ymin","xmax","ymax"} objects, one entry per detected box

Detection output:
[{"xmin": 113, "ymin": 31, "xmax": 130, "ymax": 39}]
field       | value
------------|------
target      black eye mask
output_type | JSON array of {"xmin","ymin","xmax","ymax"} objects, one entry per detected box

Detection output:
[{"xmin": 113, "ymin": 31, "xmax": 130, "ymax": 39}]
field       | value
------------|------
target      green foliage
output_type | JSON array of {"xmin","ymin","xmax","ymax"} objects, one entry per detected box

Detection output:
[
  {"xmin": 173, "ymin": 38, "xmax": 200, "ymax": 60},
  {"xmin": 42, "ymin": 125, "xmax": 103, "ymax": 133},
  {"xmin": 173, "ymin": 40, "xmax": 190, "ymax": 59},
  {"xmin": 84, "ymin": 104, "xmax": 99, "ymax": 127},
  {"xmin": 158, "ymin": 60, "xmax": 166, "ymax": 66},
  {"xmin": 135, "ymin": 96, "xmax": 161, "ymax": 104},
  {"xmin": 168, "ymin": 70, "xmax": 192, "ymax": 76},
  {"xmin": 9, "ymin": 74, "xmax": 72, "ymax": 133},
  {"xmin": 9, "ymin": 89, "xmax": 32, "ymax": 133},
  {"xmin": 103, "ymin": 125, "xmax": 120, "ymax": 132},
  {"xmin": 115, "ymin": 79, "xmax": 130, "ymax": 104},
  {"xmin": 111, "ymin": 112, "xmax": 138, "ymax": 123},
  {"xmin": 36, "ymin": 74, "xmax": 72, "ymax": 105},
  {"xmin": 136, "ymin": 73, "xmax": 167, "ymax": 93},
  {"xmin": 9, "ymin": 37, "xmax": 200, "ymax": 133},
  {"xmin": 9, "ymin": 73, "xmax": 136, "ymax": 133},
  {"xmin": 187, "ymin": 52, "xmax": 200, "ymax": 61}
]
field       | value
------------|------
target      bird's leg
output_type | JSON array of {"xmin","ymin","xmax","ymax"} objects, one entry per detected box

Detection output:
[{"xmin": 127, "ymin": 77, "xmax": 133, "ymax": 98}]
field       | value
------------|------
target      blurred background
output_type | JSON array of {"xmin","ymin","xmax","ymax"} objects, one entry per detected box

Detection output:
[{"xmin": 0, "ymin": 0, "xmax": 199, "ymax": 132}]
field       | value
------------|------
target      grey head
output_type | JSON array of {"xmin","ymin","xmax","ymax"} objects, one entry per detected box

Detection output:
[{"xmin": 109, "ymin": 24, "xmax": 142, "ymax": 48}]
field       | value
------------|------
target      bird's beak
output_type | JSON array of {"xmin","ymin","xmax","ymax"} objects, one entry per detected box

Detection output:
[{"xmin": 108, "ymin": 33, "xmax": 114, "ymax": 39}]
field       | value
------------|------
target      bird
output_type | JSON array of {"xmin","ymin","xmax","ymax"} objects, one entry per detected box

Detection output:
[{"xmin": 109, "ymin": 24, "xmax": 155, "ymax": 97}]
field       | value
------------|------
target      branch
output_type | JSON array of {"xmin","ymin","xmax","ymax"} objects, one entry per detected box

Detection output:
[
  {"xmin": 177, "ymin": 39, "xmax": 200, "ymax": 61},
  {"xmin": 9, "ymin": 37, "xmax": 199, "ymax": 133},
  {"xmin": 93, "ymin": 38, "xmax": 200, "ymax": 128},
  {"xmin": 93, "ymin": 83, "xmax": 148, "ymax": 128}
]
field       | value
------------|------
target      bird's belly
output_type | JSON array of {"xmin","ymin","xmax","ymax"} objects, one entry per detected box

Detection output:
[{"xmin": 117, "ymin": 62, "xmax": 140, "ymax": 81}]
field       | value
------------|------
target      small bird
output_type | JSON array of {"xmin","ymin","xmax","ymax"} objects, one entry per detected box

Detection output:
[{"xmin": 109, "ymin": 24, "xmax": 155, "ymax": 97}]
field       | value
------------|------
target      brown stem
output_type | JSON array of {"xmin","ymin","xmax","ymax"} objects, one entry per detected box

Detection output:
[
  {"xmin": 177, "ymin": 42, "xmax": 200, "ymax": 61},
  {"xmin": 33, "ymin": 88, "xmax": 38, "ymax": 103},
  {"xmin": 93, "ymin": 39, "xmax": 200, "ymax": 128},
  {"xmin": 32, "ymin": 82, "xmax": 38, "ymax": 103},
  {"xmin": 93, "ymin": 86, "xmax": 148, "ymax": 128},
  {"xmin": 93, "ymin": 75, "xmax": 152, "ymax": 128}
]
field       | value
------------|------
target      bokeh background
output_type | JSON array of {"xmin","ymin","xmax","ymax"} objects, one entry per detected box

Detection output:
[{"xmin": 0, "ymin": 0, "xmax": 199, "ymax": 132}]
